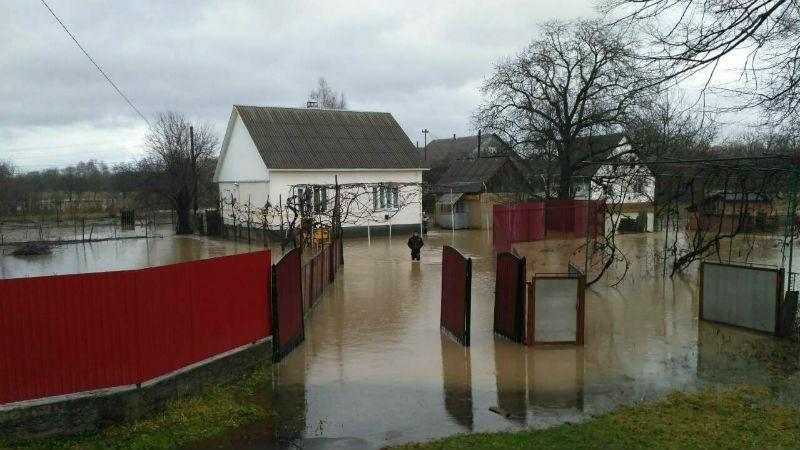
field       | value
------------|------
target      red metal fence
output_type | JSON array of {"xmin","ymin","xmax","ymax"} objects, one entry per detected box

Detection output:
[
  {"xmin": 493, "ymin": 202, "xmax": 545, "ymax": 250},
  {"xmin": 493, "ymin": 200, "xmax": 604, "ymax": 248},
  {"xmin": 0, "ymin": 251, "xmax": 271, "ymax": 404},
  {"xmin": 300, "ymin": 238, "xmax": 343, "ymax": 315},
  {"xmin": 441, "ymin": 246, "xmax": 472, "ymax": 346},
  {"xmin": 494, "ymin": 252, "xmax": 527, "ymax": 343},
  {"xmin": 271, "ymin": 248, "xmax": 304, "ymax": 362}
]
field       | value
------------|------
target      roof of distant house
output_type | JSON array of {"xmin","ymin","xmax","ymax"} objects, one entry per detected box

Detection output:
[
  {"xmin": 433, "ymin": 156, "xmax": 515, "ymax": 194},
  {"xmin": 420, "ymin": 133, "xmax": 509, "ymax": 165},
  {"xmin": 231, "ymin": 105, "xmax": 423, "ymax": 170},
  {"xmin": 572, "ymin": 133, "xmax": 628, "ymax": 177}
]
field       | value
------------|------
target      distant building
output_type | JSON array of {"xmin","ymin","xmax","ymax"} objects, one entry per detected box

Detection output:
[
  {"xmin": 571, "ymin": 133, "xmax": 656, "ymax": 233},
  {"xmin": 432, "ymin": 156, "xmax": 530, "ymax": 229},
  {"xmin": 213, "ymin": 105, "xmax": 425, "ymax": 234},
  {"xmin": 688, "ymin": 192, "xmax": 776, "ymax": 233}
]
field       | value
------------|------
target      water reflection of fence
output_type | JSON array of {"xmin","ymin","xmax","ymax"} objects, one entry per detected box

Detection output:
[
  {"xmin": 301, "ymin": 238, "xmax": 343, "ymax": 315},
  {"xmin": 0, "ymin": 251, "xmax": 271, "ymax": 404}
]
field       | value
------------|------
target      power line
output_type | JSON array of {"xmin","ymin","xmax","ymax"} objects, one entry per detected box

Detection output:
[{"xmin": 39, "ymin": 0, "xmax": 151, "ymax": 127}]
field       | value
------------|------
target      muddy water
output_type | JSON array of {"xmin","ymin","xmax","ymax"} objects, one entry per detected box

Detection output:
[
  {"xmin": 192, "ymin": 230, "xmax": 791, "ymax": 450},
  {"xmin": 0, "ymin": 228, "xmax": 268, "ymax": 278}
]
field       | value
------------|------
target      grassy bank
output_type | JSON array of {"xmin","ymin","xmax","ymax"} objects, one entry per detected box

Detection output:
[
  {"xmin": 1, "ymin": 363, "xmax": 273, "ymax": 450},
  {"xmin": 390, "ymin": 386, "xmax": 800, "ymax": 450}
]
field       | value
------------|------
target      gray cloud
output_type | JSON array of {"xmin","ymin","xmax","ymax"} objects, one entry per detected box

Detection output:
[{"xmin": 0, "ymin": 0, "xmax": 597, "ymax": 170}]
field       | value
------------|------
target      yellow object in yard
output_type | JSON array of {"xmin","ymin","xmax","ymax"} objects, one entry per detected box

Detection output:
[{"xmin": 314, "ymin": 227, "xmax": 330, "ymax": 242}]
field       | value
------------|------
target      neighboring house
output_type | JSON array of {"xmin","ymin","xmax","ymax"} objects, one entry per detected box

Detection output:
[
  {"xmin": 432, "ymin": 156, "xmax": 529, "ymax": 229},
  {"xmin": 572, "ymin": 133, "xmax": 656, "ymax": 232},
  {"xmin": 213, "ymin": 105, "xmax": 425, "ymax": 235},
  {"xmin": 688, "ymin": 192, "xmax": 776, "ymax": 233}
]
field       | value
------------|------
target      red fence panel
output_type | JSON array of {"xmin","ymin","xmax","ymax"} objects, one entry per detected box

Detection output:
[
  {"xmin": 493, "ymin": 202, "xmax": 545, "ymax": 249},
  {"xmin": 545, "ymin": 199, "xmax": 575, "ymax": 233},
  {"xmin": 440, "ymin": 246, "xmax": 472, "ymax": 346},
  {"xmin": 494, "ymin": 252, "xmax": 527, "ymax": 343},
  {"xmin": 0, "ymin": 250, "xmax": 270, "ymax": 405},
  {"xmin": 573, "ymin": 200, "xmax": 604, "ymax": 237},
  {"xmin": 271, "ymin": 248, "xmax": 304, "ymax": 362}
]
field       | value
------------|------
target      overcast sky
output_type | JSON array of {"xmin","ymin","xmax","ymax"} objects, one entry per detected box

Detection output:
[{"xmin": 0, "ymin": 0, "xmax": 606, "ymax": 171}]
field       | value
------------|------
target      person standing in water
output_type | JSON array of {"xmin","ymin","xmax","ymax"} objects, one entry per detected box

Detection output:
[{"xmin": 407, "ymin": 231, "xmax": 424, "ymax": 261}]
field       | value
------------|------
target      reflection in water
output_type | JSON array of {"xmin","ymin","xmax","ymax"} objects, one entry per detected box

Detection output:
[
  {"xmin": 527, "ymin": 346, "xmax": 584, "ymax": 412},
  {"xmin": 493, "ymin": 338, "xmax": 584, "ymax": 424},
  {"xmin": 441, "ymin": 335, "xmax": 473, "ymax": 430}
]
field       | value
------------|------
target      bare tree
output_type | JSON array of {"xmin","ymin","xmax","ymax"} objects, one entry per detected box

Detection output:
[
  {"xmin": 309, "ymin": 77, "xmax": 347, "ymax": 109},
  {"xmin": 140, "ymin": 112, "xmax": 218, "ymax": 234},
  {"xmin": 475, "ymin": 19, "xmax": 651, "ymax": 198},
  {"xmin": 603, "ymin": 0, "xmax": 800, "ymax": 124}
]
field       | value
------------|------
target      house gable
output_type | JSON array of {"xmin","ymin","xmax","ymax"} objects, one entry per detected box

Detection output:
[{"xmin": 213, "ymin": 109, "xmax": 269, "ymax": 183}]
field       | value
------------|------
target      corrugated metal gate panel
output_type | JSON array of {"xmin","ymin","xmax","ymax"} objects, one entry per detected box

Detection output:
[
  {"xmin": 494, "ymin": 252, "xmax": 526, "ymax": 343},
  {"xmin": 700, "ymin": 262, "xmax": 782, "ymax": 333},
  {"xmin": 272, "ymin": 249, "xmax": 304, "ymax": 361},
  {"xmin": 0, "ymin": 250, "xmax": 271, "ymax": 404},
  {"xmin": 440, "ymin": 246, "xmax": 472, "ymax": 346}
]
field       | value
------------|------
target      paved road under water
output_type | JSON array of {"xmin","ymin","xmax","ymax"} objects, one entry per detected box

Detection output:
[{"xmin": 185, "ymin": 229, "xmax": 791, "ymax": 450}]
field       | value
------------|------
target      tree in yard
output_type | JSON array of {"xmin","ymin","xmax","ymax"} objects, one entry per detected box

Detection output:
[
  {"xmin": 602, "ymin": 0, "xmax": 800, "ymax": 124},
  {"xmin": 308, "ymin": 77, "xmax": 347, "ymax": 109},
  {"xmin": 140, "ymin": 112, "xmax": 218, "ymax": 234},
  {"xmin": 475, "ymin": 19, "xmax": 651, "ymax": 198}
]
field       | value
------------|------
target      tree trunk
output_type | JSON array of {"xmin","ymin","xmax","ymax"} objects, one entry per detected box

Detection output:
[
  {"xmin": 175, "ymin": 191, "xmax": 193, "ymax": 235},
  {"xmin": 558, "ymin": 150, "xmax": 572, "ymax": 199}
]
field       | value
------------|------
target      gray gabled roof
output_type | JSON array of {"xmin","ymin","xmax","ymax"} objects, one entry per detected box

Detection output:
[
  {"xmin": 233, "ymin": 105, "xmax": 423, "ymax": 170},
  {"xmin": 433, "ymin": 157, "xmax": 510, "ymax": 194},
  {"xmin": 421, "ymin": 133, "xmax": 510, "ymax": 165}
]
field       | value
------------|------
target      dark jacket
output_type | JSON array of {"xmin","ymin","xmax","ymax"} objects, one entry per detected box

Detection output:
[{"xmin": 407, "ymin": 235, "xmax": 424, "ymax": 251}]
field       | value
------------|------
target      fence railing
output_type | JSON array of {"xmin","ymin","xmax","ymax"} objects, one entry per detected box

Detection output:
[
  {"xmin": 301, "ymin": 238, "xmax": 343, "ymax": 315},
  {"xmin": 0, "ymin": 251, "xmax": 271, "ymax": 405}
]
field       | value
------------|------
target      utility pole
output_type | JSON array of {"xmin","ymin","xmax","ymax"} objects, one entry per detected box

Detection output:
[
  {"xmin": 477, "ymin": 130, "xmax": 482, "ymax": 158},
  {"xmin": 190, "ymin": 126, "xmax": 198, "ymax": 219},
  {"xmin": 422, "ymin": 129, "xmax": 430, "ymax": 160}
]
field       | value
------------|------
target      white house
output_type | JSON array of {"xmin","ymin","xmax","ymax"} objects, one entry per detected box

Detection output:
[
  {"xmin": 213, "ymin": 105, "xmax": 425, "ymax": 234},
  {"xmin": 572, "ymin": 133, "xmax": 656, "ymax": 232}
]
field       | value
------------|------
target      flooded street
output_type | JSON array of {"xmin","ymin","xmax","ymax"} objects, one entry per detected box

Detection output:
[
  {"xmin": 187, "ymin": 229, "xmax": 793, "ymax": 450},
  {"xmin": 0, "ymin": 227, "xmax": 267, "ymax": 278}
]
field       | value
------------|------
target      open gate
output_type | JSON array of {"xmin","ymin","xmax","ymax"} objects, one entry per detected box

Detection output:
[
  {"xmin": 441, "ymin": 246, "xmax": 472, "ymax": 346},
  {"xmin": 526, "ymin": 274, "xmax": 585, "ymax": 345},
  {"xmin": 271, "ymin": 248, "xmax": 305, "ymax": 362},
  {"xmin": 494, "ymin": 252, "xmax": 527, "ymax": 343}
]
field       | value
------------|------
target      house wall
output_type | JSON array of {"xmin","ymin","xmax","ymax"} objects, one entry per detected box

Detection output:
[
  {"xmin": 218, "ymin": 181, "xmax": 270, "ymax": 224},
  {"xmin": 267, "ymin": 170, "xmax": 423, "ymax": 228},
  {"xmin": 215, "ymin": 115, "xmax": 269, "ymax": 183}
]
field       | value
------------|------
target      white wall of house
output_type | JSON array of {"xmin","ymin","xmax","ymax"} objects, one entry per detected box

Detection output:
[
  {"xmin": 268, "ymin": 170, "xmax": 423, "ymax": 228},
  {"xmin": 215, "ymin": 115, "xmax": 269, "ymax": 183}
]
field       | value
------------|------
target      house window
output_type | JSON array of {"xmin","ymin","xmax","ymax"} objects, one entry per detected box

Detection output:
[
  {"xmin": 313, "ymin": 187, "xmax": 327, "ymax": 213},
  {"xmin": 373, "ymin": 184, "xmax": 399, "ymax": 210}
]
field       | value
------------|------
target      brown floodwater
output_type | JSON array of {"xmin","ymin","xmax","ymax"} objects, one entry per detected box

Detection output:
[
  {"xmin": 185, "ymin": 229, "xmax": 794, "ymax": 450},
  {"xmin": 0, "ymin": 227, "xmax": 267, "ymax": 278},
  {"xmin": 0, "ymin": 228, "xmax": 792, "ymax": 449}
]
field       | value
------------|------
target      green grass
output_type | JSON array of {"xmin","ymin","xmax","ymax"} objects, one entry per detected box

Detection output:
[
  {"xmin": 2, "ymin": 364, "xmax": 273, "ymax": 450},
  {"xmin": 390, "ymin": 386, "xmax": 800, "ymax": 450}
]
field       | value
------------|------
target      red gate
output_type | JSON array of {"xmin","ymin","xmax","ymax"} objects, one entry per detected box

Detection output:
[
  {"xmin": 494, "ymin": 252, "xmax": 527, "ymax": 343},
  {"xmin": 271, "ymin": 248, "xmax": 304, "ymax": 361},
  {"xmin": 441, "ymin": 246, "xmax": 472, "ymax": 346}
]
